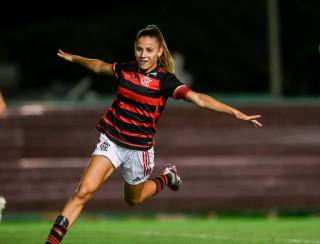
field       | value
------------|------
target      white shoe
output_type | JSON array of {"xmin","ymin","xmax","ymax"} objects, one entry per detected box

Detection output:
[{"xmin": 162, "ymin": 163, "xmax": 182, "ymax": 191}]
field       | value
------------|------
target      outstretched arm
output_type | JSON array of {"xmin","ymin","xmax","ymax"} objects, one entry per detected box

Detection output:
[
  {"xmin": 185, "ymin": 90, "xmax": 263, "ymax": 128},
  {"xmin": 57, "ymin": 49, "xmax": 114, "ymax": 75}
]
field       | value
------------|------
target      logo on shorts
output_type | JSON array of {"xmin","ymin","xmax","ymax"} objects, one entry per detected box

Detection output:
[
  {"xmin": 100, "ymin": 142, "xmax": 110, "ymax": 151},
  {"xmin": 132, "ymin": 177, "xmax": 141, "ymax": 182}
]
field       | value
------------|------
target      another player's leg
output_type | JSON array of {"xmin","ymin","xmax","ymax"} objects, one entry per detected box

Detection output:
[{"xmin": 45, "ymin": 155, "xmax": 115, "ymax": 244}]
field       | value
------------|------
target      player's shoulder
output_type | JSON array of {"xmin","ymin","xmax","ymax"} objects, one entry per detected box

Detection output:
[{"xmin": 156, "ymin": 67, "xmax": 176, "ymax": 80}]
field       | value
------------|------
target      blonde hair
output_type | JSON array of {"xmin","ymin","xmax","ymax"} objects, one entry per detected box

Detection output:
[{"xmin": 136, "ymin": 25, "xmax": 175, "ymax": 73}]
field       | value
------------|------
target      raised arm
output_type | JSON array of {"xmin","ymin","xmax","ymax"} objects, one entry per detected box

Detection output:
[
  {"xmin": 185, "ymin": 90, "xmax": 263, "ymax": 128},
  {"xmin": 57, "ymin": 49, "xmax": 114, "ymax": 76}
]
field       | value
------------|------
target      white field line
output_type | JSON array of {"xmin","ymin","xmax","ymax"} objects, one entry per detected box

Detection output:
[{"xmin": 114, "ymin": 230, "xmax": 320, "ymax": 244}]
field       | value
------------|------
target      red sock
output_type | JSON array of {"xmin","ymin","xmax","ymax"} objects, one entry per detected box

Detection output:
[{"xmin": 151, "ymin": 174, "xmax": 169, "ymax": 195}]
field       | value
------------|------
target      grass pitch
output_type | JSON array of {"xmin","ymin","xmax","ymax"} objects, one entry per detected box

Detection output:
[{"xmin": 1, "ymin": 216, "xmax": 320, "ymax": 244}]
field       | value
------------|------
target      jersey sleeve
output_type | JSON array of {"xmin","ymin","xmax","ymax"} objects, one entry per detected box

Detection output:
[
  {"xmin": 111, "ymin": 62, "xmax": 122, "ymax": 79},
  {"xmin": 160, "ymin": 73, "xmax": 191, "ymax": 99}
]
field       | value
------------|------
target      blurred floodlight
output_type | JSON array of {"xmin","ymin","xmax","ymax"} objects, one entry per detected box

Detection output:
[
  {"xmin": 67, "ymin": 76, "xmax": 93, "ymax": 99},
  {"xmin": 173, "ymin": 52, "xmax": 193, "ymax": 87}
]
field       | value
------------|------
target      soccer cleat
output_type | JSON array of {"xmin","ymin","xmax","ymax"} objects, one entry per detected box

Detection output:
[{"xmin": 162, "ymin": 163, "xmax": 182, "ymax": 191}]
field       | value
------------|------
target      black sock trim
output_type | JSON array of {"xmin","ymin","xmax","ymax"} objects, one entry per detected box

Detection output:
[
  {"xmin": 55, "ymin": 215, "xmax": 69, "ymax": 229},
  {"xmin": 45, "ymin": 216, "xmax": 69, "ymax": 244}
]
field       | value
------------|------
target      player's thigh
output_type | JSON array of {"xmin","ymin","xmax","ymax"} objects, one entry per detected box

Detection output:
[{"xmin": 78, "ymin": 155, "xmax": 115, "ymax": 191}]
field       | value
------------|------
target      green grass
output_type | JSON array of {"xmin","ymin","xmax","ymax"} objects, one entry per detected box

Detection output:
[{"xmin": 1, "ymin": 216, "xmax": 320, "ymax": 244}]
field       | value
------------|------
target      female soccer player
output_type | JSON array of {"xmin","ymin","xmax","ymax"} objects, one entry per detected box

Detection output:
[{"xmin": 45, "ymin": 24, "xmax": 262, "ymax": 244}]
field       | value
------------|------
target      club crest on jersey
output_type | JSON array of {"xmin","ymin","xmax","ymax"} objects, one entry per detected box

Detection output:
[{"xmin": 141, "ymin": 76, "xmax": 152, "ymax": 87}]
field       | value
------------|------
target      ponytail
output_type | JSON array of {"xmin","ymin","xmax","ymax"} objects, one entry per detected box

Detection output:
[{"xmin": 136, "ymin": 25, "xmax": 175, "ymax": 73}]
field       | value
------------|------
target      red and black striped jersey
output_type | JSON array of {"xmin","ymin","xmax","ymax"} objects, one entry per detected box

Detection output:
[{"xmin": 97, "ymin": 61, "xmax": 191, "ymax": 150}]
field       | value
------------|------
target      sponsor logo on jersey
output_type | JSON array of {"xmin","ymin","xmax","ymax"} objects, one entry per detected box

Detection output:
[{"xmin": 133, "ymin": 74, "xmax": 139, "ymax": 80}]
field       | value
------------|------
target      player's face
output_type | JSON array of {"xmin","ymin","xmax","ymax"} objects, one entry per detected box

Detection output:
[{"xmin": 135, "ymin": 36, "xmax": 163, "ymax": 73}]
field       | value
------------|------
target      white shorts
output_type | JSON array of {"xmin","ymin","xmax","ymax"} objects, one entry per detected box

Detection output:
[{"xmin": 92, "ymin": 133, "xmax": 154, "ymax": 185}]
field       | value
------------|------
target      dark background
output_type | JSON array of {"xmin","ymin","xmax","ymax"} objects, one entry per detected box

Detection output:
[{"xmin": 0, "ymin": 0, "xmax": 319, "ymax": 100}]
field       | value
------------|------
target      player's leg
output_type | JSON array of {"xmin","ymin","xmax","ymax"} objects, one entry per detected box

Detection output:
[
  {"xmin": 45, "ymin": 155, "xmax": 115, "ymax": 244},
  {"xmin": 61, "ymin": 155, "xmax": 115, "ymax": 225},
  {"xmin": 124, "ymin": 180, "xmax": 156, "ymax": 206},
  {"xmin": 124, "ymin": 164, "xmax": 182, "ymax": 206},
  {"xmin": 123, "ymin": 146, "xmax": 182, "ymax": 206}
]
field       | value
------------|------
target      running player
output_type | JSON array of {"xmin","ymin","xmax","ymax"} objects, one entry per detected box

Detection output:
[{"xmin": 45, "ymin": 24, "xmax": 262, "ymax": 244}]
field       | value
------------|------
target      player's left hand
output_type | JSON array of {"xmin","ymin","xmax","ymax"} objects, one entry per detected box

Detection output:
[{"xmin": 233, "ymin": 110, "xmax": 263, "ymax": 128}]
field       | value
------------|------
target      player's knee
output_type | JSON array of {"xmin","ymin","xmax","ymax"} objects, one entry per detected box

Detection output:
[
  {"xmin": 74, "ymin": 185, "xmax": 93, "ymax": 201},
  {"xmin": 124, "ymin": 196, "xmax": 142, "ymax": 207}
]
